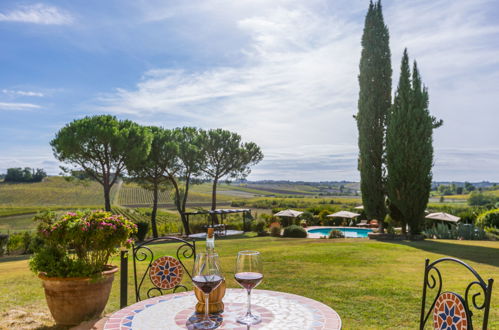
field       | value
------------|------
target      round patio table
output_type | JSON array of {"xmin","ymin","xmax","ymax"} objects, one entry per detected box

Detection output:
[{"xmin": 102, "ymin": 288, "xmax": 341, "ymax": 329}]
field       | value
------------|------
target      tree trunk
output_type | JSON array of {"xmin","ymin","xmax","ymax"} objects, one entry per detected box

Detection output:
[
  {"xmin": 103, "ymin": 184, "xmax": 111, "ymax": 212},
  {"xmin": 211, "ymin": 177, "xmax": 219, "ymax": 225},
  {"xmin": 151, "ymin": 183, "xmax": 159, "ymax": 238},
  {"xmin": 169, "ymin": 177, "xmax": 191, "ymax": 236},
  {"xmin": 180, "ymin": 213, "xmax": 190, "ymax": 236}
]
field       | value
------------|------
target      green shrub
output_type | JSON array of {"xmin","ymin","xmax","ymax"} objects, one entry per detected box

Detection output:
[
  {"xmin": 476, "ymin": 209, "xmax": 499, "ymax": 228},
  {"xmin": 456, "ymin": 209, "xmax": 479, "ymax": 224},
  {"xmin": 189, "ymin": 219, "xmax": 207, "ymax": 234},
  {"xmin": 158, "ymin": 221, "xmax": 181, "ymax": 235},
  {"xmin": 423, "ymin": 223, "xmax": 486, "ymax": 240},
  {"xmin": 251, "ymin": 219, "xmax": 267, "ymax": 235},
  {"xmin": 7, "ymin": 233, "xmax": 24, "ymax": 253},
  {"xmin": 468, "ymin": 192, "xmax": 498, "ymax": 207},
  {"xmin": 0, "ymin": 234, "xmax": 8, "ymax": 256},
  {"xmin": 328, "ymin": 230, "xmax": 344, "ymax": 239},
  {"xmin": 282, "ymin": 225, "xmax": 307, "ymax": 238},
  {"xmin": 300, "ymin": 211, "xmax": 314, "ymax": 222},
  {"xmin": 135, "ymin": 221, "xmax": 150, "ymax": 242}
]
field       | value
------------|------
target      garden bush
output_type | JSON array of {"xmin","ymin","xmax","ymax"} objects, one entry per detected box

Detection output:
[
  {"xmin": 135, "ymin": 220, "xmax": 150, "ymax": 242},
  {"xmin": 189, "ymin": 219, "xmax": 207, "ymax": 234},
  {"xmin": 0, "ymin": 234, "xmax": 8, "ymax": 256},
  {"xmin": 468, "ymin": 192, "xmax": 498, "ymax": 207},
  {"xmin": 251, "ymin": 219, "xmax": 267, "ymax": 236},
  {"xmin": 328, "ymin": 230, "xmax": 344, "ymax": 239},
  {"xmin": 157, "ymin": 221, "xmax": 181, "ymax": 235},
  {"xmin": 476, "ymin": 209, "xmax": 499, "ymax": 229},
  {"xmin": 282, "ymin": 225, "xmax": 307, "ymax": 238},
  {"xmin": 224, "ymin": 215, "xmax": 244, "ymax": 231},
  {"xmin": 6, "ymin": 233, "xmax": 24, "ymax": 253},
  {"xmin": 423, "ymin": 223, "xmax": 486, "ymax": 240}
]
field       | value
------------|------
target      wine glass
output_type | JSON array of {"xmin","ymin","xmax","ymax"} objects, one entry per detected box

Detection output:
[
  {"xmin": 234, "ymin": 250, "xmax": 263, "ymax": 325},
  {"xmin": 192, "ymin": 252, "xmax": 223, "ymax": 330}
]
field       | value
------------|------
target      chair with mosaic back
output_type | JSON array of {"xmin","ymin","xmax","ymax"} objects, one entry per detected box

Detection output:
[
  {"xmin": 420, "ymin": 257, "xmax": 494, "ymax": 330},
  {"xmin": 119, "ymin": 236, "xmax": 196, "ymax": 308}
]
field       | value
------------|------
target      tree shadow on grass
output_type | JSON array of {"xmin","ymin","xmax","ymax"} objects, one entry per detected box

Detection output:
[{"xmin": 391, "ymin": 240, "xmax": 499, "ymax": 268}]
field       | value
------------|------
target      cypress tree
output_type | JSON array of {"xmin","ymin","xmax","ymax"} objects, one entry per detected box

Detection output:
[
  {"xmin": 356, "ymin": 1, "xmax": 392, "ymax": 227},
  {"xmin": 386, "ymin": 49, "xmax": 442, "ymax": 235}
]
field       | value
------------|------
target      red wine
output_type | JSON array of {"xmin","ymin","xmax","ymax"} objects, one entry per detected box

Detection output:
[
  {"xmin": 192, "ymin": 275, "xmax": 223, "ymax": 294},
  {"xmin": 234, "ymin": 272, "xmax": 263, "ymax": 290}
]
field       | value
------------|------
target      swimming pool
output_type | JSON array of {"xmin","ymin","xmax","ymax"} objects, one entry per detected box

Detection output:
[{"xmin": 307, "ymin": 227, "xmax": 373, "ymax": 238}]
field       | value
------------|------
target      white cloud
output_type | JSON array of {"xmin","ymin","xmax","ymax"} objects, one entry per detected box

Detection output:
[
  {"xmin": 0, "ymin": 102, "xmax": 41, "ymax": 110},
  {"xmin": 98, "ymin": 3, "xmax": 361, "ymax": 175},
  {"xmin": 2, "ymin": 89, "xmax": 44, "ymax": 97},
  {"xmin": 0, "ymin": 4, "xmax": 73, "ymax": 25},
  {"xmin": 97, "ymin": 0, "xmax": 499, "ymax": 181}
]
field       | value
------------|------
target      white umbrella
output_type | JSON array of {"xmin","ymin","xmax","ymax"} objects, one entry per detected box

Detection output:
[
  {"xmin": 425, "ymin": 212, "xmax": 460, "ymax": 223},
  {"xmin": 354, "ymin": 205, "xmax": 364, "ymax": 210},
  {"xmin": 274, "ymin": 209, "xmax": 303, "ymax": 217},
  {"xmin": 327, "ymin": 211, "xmax": 361, "ymax": 219}
]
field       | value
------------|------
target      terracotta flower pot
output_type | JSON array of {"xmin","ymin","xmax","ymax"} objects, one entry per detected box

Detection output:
[{"xmin": 39, "ymin": 265, "xmax": 118, "ymax": 326}]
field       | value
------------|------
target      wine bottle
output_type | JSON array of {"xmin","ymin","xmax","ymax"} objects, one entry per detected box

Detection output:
[{"xmin": 194, "ymin": 226, "xmax": 226, "ymax": 313}]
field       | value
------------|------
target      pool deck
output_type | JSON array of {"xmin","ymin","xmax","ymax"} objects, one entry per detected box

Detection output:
[{"xmin": 306, "ymin": 226, "xmax": 372, "ymax": 238}]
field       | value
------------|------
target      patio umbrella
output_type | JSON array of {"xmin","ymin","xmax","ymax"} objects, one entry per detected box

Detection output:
[
  {"xmin": 327, "ymin": 211, "xmax": 361, "ymax": 218},
  {"xmin": 354, "ymin": 205, "xmax": 364, "ymax": 210},
  {"xmin": 274, "ymin": 209, "xmax": 303, "ymax": 217},
  {"xmin": 425, "ymin": 212, "xmax": 460, "ymax": 223}
]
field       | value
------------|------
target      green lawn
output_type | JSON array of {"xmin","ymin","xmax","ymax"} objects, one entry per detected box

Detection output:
[{"xmin": 0, "ymin": 237, "xmax": 497, "ymax": 329}]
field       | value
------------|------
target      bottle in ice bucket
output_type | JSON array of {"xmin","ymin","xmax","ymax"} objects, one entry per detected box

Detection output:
[{"xmin": 195, "ymin": 227, "xmax": 226, "ymax": 313}]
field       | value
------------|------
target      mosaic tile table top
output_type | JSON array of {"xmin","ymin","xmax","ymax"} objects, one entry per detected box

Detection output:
[{"xmin": 103, "ymin": 288, "xmax": 341, "ymax": 330}]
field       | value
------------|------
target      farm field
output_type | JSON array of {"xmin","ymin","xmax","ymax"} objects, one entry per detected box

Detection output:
[
  {"xmin": 0, "ymin": 237, "xmax": 497, "ymax": 329},
  {"xmin": 0, "ymin": 177, "xmax": 117, "ymax": 207},
  {"xmin": 118, "ymin": 182, "xmax": 235, "ymax": 207},
  {"xmin": 0, "ymin": 214, "xmax": 37, "ymax": 232}
]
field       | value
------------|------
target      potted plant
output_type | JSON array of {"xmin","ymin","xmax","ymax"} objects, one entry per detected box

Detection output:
[{"xmin": 30, "ymin": 210, "xmax": 137, "ymax": 326}]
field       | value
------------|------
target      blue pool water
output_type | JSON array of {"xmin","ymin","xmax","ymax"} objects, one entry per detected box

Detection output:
[{"xmin": 307, "ymin": 227, "xmax": 373, "ymax": 238}]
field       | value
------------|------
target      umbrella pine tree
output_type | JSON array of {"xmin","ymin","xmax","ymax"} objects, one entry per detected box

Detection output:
[{"xmin": 356, "ymin": 1, "xmax": 392, "ymax": 226}]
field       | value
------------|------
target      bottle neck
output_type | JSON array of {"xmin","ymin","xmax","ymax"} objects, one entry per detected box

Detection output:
[{"xmin": 206, "ymin": 228, "xmax": 215, "ymax": 254}]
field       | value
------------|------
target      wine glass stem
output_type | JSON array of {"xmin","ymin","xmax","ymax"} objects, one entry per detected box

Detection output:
[
  {"xmin": 246, "ymin": 290, "xmax": 252, "ymax": 317},
  {"xmin": 204, "ymin": 293, "xmax": 210, "ymax": 321}
]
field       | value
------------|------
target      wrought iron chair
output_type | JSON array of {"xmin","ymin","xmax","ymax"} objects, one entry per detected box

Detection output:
[
  {"xmin": 119, "ymin": 236, "xmax": 196, "ymax": 308},
  {"xmin": 420, "ymin": 257, "xmax": 494, "ymax": 329}
]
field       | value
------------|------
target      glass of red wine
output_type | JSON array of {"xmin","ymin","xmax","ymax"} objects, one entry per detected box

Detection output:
[
  {"xmin": 234, "ymin": 250, "xmax": 263, "ymax": 325},
  {"xmin": 192, "ymin": 252, "xmax": 223, "ymax": 330}
]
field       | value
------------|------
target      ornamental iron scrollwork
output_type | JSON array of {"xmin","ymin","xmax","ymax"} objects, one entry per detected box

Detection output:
[
  {"xmin": 120, "ymin": 236, "xmax": 196, "ymax": 306},
  {"xmin": 420, "ymin": 257, "xmax": 494, "ymax": 330}
]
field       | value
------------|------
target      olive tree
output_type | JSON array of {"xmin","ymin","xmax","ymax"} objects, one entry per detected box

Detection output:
[{"xmin": 51, "ymin": 115, "xmax": 152, "ymax": 211}]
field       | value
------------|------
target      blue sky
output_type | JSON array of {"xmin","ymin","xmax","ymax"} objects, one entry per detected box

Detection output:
[{"xmin": 0, "ymin": 0, "xmax": 498, "ymax": 181}]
